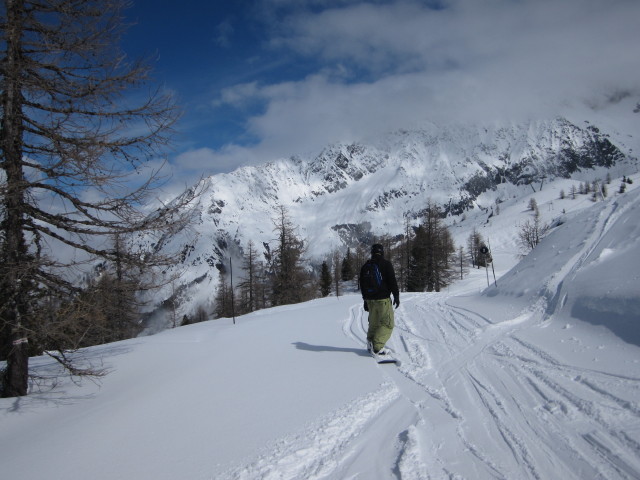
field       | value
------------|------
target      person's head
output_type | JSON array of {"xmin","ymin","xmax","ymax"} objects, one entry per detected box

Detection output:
[{"xmin": 371, "ymin": 243, "xmax": 384, "ymax": 257}]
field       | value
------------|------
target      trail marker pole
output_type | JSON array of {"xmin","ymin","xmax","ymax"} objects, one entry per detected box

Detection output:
[
  {"xmin": 488, "ymin": 240, "xmax": 497, "ymax": 287},
  {"xmin": 230, "ymin": 256, "xmax": 236, "ymax": 325}
]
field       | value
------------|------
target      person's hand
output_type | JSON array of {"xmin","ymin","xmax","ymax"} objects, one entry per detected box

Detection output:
[
  {"xmin": 363, "ymin": 301, "xmax": 369, "ymax": 312},
  {"xmin": 393, "ymin": 297, "xmax": 400, "ymax": 309}
]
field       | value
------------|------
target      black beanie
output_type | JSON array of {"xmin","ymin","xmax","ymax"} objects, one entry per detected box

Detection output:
[{"xmin": 371, "ymin": 244, "xmax": 384, "ymax": 256}]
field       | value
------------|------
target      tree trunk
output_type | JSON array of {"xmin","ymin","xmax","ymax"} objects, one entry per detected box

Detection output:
[
  {"xmin": 5, "ymin": 332, "xmax": 29, "ymax": 397},
  {"xmin": 1, "ymin": 0, "xmax": 29, "ymax": 396}
]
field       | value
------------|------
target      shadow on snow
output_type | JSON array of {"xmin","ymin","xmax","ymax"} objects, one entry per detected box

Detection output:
[{"xmin": 292, "ymin": 342, "xmax": 370, "ymax": 358}]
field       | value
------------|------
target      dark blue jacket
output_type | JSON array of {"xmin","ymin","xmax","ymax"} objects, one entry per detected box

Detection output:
[{"xmin": 360, "ymin": 255, "xmax": 399, "ymax": 301}]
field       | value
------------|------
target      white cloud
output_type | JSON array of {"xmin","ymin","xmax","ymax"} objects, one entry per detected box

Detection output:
[
  {"xmin": 270, "ymin": 1, "xmax": 448, "ymax": 72},
  {"xmin": 171, "ymin": 146, "xmax": 265, "ymax": 185},
  {"xmin": 202, "ymin": 0, "xmax": 640, "ymax": 173},
  {"xmin": 214, "ymin": 81, "xmax": 261, "ymax": 107}
]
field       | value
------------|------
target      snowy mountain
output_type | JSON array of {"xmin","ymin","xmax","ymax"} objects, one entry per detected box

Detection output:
[
  {"xmin": 141, "ymin": 117, "xmax": 637, "ymax": 327},
  {"xmin": 2, "ymin": 179, "xmax": 639, "ymax": 479}
]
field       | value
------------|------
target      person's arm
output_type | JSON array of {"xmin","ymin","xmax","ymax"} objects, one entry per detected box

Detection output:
[{"xmin": 385, "ymin": 261, "xmax": 400, "ymax": 308}]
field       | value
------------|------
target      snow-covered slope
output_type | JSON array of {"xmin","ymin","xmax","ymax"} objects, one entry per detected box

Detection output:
[
  {"xmin": 2, "ymin": 180, "xmax": 639, "ymax": 479},
  {"xmin": 141, "ymin": 117, "xmax": 638, "ymax": 325}
]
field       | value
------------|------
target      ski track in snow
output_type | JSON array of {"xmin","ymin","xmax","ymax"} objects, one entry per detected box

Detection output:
[
  {"xmin": 361, "ymin": 195, "xmax": 640, "ymax": 480},
  {"xmin": 183, "ymin": 192, "xmax": 640, "ymax": 479},
  {"xmin": 390, "ymin": 293, "xmax": 640, "ymax": 480},
  {"xmin": 221, "ymin": 383, "xmax": 402, "ymax": 480},
  {"xmin": 223, "ymin": 282, "xmax": 640, "ymax": 480}
]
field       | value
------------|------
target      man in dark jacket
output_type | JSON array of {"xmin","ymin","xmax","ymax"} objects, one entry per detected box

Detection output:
[{"xmin": 360, "ymin": 243, "xmax": 400, "ymax": 355}]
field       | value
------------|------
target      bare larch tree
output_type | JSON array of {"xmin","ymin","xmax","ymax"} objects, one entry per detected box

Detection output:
[{"xmin": 1, "ymin": 0, "xmax": 196, "ymax": 397}]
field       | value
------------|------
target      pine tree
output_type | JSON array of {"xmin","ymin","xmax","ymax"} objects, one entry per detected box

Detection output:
[
  {"xmin": 192, "ymin": 305, "xmax": 209, "ymax": 324},
  {"xmin": 61, "ymin": 272, "xmax": 140, "ymax": 347},
  {"xmin": 340, "ymin": 249, "xmax": 354, "ymax": 282},
  {"xmin": 407, "ymin": 201, "xmax": 456, "ymax": 292},
  {"xmin": 1, "ymin": 0, "xmax": 196, "ymax": 396},
  {"xmin": 213, "ymin": 270, "xmax": 234, "ymax": 319},
  {"xmin": 108, "ymin": 233, "xmax": 143, "ymax": 339},
  {"xmin": 252, "ymin": 260, "xmax": 270, "ymax": 311},
  {"xmin": 238, "ymin": 241, "xmax": 260, "ymax": 314},
  {"xmin": 399, "ymin": 215, "xmax": 413, "ymax": 292},
  {"xmin": 570, "ymin": 184, "xmax": 578, "ymax": 199},
  {"xmin": 332, "ymin": 249, "xmax": 341, "ymax": 298},
  {"xmin": 407, "ymin": 224, "xmax": 428, "ymax": 292},
  {"xmin": 319, "ymin": 261, "xmax": 332, "ymax": 297},
  {"xmin": 270, "ymin": 205, "xmax": 310, "ymax": 306},
  {"xmin": 433, "ymin": 227, "xmax": 456, "ymax": 291},
  {"xmin": 456, "ymin": 246, "xmax": 468, "ymax": 280}
]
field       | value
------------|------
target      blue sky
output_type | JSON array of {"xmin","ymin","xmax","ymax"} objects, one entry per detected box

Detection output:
[
  {"xmin": 122, "ymin": 0, "xmax": 640, "ymax": 190},
  {"xmin": 122, "ymin": 2, "xmax": 268, "ymax": 154}
]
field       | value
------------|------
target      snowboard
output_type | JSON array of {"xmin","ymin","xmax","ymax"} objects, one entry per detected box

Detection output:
[{"xmin": 370, "ymin": 349, "xmax": 401, "ymax": 365}]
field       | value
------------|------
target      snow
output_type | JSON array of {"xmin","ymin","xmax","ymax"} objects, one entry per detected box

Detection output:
[
  {"xmin": 140, "ymin": 116, "xmax": 640, "ymax": 328},
  {"xmin": 2, "ymin": 180, "xmax": 640, "ymax": 479}
]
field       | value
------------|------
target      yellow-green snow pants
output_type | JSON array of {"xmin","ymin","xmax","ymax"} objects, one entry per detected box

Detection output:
[{"xmin": 365, "ymin": 298, "xmax": 395, "ymax": 353}]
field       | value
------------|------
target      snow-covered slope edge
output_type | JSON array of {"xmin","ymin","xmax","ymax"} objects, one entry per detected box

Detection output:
[{"xmin": 478, "ymin": 185, "xmax": 640, "ymax": 335}]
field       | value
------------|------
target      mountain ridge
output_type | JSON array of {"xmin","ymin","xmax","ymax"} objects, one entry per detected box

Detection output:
[{"xmin": 139, "ymin": 117, "xmax": 637, "ymax": 328}]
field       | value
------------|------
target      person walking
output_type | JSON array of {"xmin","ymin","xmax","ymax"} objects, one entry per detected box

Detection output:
[{"xmin": 359, "ymin": 243, "xmax": 399, "ymax": 355}]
